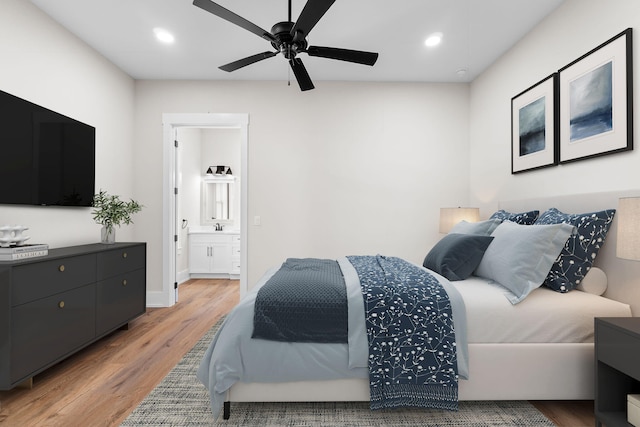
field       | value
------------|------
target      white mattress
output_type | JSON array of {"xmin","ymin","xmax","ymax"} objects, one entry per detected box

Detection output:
[{"xmin": 454, "ymin": 276, "xmax": 632, "ymax": 343}]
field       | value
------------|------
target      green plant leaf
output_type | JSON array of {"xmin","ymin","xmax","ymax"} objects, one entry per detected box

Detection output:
[{"xmin": 92, "ymin": 190, "xmax": 143, "ymax": 233}]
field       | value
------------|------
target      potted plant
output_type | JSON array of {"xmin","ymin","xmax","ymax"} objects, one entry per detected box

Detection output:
[{"xmin": 92, "ymin": 190, "xmax": 143, "ymax": 244}]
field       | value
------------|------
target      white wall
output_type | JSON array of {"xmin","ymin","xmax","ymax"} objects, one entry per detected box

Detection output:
[
  {"xmin": 469, "ymin": 0, "xmax": 640, "ymax": 213},
  {"xmin": 134, "ymin": 81, "xmax": 470, "ymax": 291},
  {"xmin": 1, "ymin": 1, "xmax": 470, "ymax": 299},
  {"xmin": 0, "ymin": 0, "xmax": 136, "ymax": 247},
  {"xmin": 15, "ymin": 0, "xmax": 634, "ymax": 303}
]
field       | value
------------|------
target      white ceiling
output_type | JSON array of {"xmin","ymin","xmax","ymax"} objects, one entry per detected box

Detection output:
[{"xmin": 30, "ymin": 0, "xmax": 565, "ymax": 84}]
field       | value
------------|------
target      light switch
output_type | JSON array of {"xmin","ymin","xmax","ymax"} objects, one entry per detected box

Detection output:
[{"xmin": 254, "ymin": 216, "xmax": 261, "ymax": 226}]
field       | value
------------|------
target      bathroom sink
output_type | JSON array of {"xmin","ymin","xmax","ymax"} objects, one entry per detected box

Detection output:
[{"xmin": 188, "ymin": 226, "xmax": 239, "ymax": 234}]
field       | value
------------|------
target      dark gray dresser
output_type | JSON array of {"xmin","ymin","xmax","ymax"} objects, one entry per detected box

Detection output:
[{"xmin": 0, "ymin": 242, "xmax": 146, "ymax": 390}]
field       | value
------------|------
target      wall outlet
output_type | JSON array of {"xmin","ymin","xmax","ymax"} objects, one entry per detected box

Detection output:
[{"xmin": 253, "ymin": 216, "xmax": 261, "ymax": 226}]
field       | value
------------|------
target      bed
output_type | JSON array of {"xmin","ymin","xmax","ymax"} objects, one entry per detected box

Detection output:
[{"xmin": 197, "ymin": 191, "xmax": 638, "ymax": 420}]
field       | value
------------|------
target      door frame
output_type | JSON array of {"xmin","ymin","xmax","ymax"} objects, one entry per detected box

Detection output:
[{"xmin": 162, "ymin": 113, "xmax": 249, "ymax": 306}]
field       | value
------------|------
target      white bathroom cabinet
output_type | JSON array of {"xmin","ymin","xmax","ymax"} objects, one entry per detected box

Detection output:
[{"xmin": 189, "ymin": 232, "xmax": 240, "ymax": 279}]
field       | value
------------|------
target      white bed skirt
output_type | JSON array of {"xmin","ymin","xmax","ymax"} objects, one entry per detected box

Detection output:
[{"xmin": 228, "ymin": 342, "xmax": 594, "ymax": 402}]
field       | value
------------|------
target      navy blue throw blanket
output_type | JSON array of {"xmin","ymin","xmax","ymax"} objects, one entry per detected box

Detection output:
[
  {"xmin": 252, "ymin": 258, "xmax": 348, "ymax": 343},
  {"xmin": 347, "ymin": 255, "xmax": 458, "ymax": 411}
]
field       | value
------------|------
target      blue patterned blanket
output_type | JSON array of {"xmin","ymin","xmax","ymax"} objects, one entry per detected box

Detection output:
[{"xmin": 347, "ymin": 255, "xmax": 458, "ymax": 411}]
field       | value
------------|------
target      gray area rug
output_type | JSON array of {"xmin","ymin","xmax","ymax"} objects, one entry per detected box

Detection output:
[{"xmin": 122, "ymin": 318, "xmax": 555, "ymax": 426}]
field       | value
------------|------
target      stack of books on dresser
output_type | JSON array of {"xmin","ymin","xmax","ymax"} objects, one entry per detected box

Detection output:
[{"xmin": 0, "ymin": 244, "xmax": 48, "ymax": 261}]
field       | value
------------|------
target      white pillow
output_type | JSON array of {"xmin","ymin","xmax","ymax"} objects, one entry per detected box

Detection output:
[
  {"xmin": 577, "ymin": 267, "xmax": 607, "ymax": 296},
  {"xmin": 475, "ymin": 221, "xmax": 575, "ymax": 304}
]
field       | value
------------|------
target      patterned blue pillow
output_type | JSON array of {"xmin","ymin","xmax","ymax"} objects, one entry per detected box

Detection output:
[
  {"xmin": 534, "ymin": 208, "xmax": 616, "ymax": 293},
  {"xmin": 490, "ymin": 209, "xmax": 539, "ymax": 225}
]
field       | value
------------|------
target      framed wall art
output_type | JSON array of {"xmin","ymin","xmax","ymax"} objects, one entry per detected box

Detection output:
[
  {"xmin": 511, "ymin": 73, "xmax": 559, "ymax": 174},
  {"xmin": 558, "ymin": 28, "xmax": 633, "ymax": 163}
]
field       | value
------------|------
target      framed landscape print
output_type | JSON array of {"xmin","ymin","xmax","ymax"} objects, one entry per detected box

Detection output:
[
  {"xmin": 511, "ymin": 73, "xmax": 558, "ymax": 174},
  {"xmin": 558, "ymin": 28, "xmax": 633, "ymax": 163}
]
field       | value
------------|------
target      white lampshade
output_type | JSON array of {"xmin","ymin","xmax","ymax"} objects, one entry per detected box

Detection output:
[
  {"xmin": 439, "ymin": 207, "xmax": 480, "ymax": 234},
  {"xmin": 617, "ymin": 197, "xmax": 640, "ymax": 261}
]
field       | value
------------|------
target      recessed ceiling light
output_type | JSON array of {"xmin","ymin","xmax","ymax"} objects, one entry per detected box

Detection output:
[
  {"xmin": 154, "ymin": 28, "xmax": 175, "ymax": 44},
  {"xmin": 424, "ymin": 32, "xmax": 443, "ymax": 48}
]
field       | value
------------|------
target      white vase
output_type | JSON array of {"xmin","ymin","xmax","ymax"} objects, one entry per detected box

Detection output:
[{"xmin": 101, "ymin": 226, "xmax": 116, "ymax": 244}]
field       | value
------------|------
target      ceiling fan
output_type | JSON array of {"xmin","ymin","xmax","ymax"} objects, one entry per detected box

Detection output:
[{"xmin": 192, "ymin": 0, "xmax": 379, "ymax": 91}]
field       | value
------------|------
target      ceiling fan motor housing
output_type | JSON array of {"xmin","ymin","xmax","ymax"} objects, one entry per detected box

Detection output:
[{"xmin": 270, "ymin": 21, "xmax": 307, "ymax": 59}]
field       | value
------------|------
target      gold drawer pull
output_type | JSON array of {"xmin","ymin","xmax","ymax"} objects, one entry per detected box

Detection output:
[
  {"xmin": 58, "ymin": 265, "xmax": 65, "ymax": 272},
  {"xmin": 122, "ymin": 252, "xmax": 128, "ymax": 259},
  {"xmin": 122, "ymin": 279, "xmax": 127, "ymax": 286},
  {"xmin": 58, "ymin": 301, "xmax": 65, "ymax": 309}
]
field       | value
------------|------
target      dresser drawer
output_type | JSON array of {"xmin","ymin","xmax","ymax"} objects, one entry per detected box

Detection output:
[
  {"xmin": 11, "ymin": 284, "xmax": 96, "ymax": 383},
  {"xmin": 11, "ymin": 254, "xmax": 96, "ymax": 306},
  {"xmin": 596, "ymin": 321, "xmax": 640, "ymax": 380},
  {"xmin": 97, "ymin": 244, "xmax": 145, "ymax": 280},
  {"xmin": 96, "ymin": 268, "xmax": 146, "ymax": 336}
]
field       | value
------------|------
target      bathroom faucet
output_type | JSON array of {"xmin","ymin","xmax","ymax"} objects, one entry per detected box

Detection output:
[{"xmin": 215, "ymin": 223, "xmax": 223, "ymax": 231}]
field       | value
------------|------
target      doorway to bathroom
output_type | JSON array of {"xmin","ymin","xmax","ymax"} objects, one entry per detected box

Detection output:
[{"xmin": 162, "ymin": 113, "xmax": 248, "ymax": 307}]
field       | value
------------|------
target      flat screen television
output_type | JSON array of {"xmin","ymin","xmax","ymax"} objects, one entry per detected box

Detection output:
[{"xmin": 0, "ymin": 89, "xmax": 95, "ymax": 207}]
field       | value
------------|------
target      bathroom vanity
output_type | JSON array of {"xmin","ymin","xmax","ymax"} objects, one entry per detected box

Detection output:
[
  {"xmin": 188, "ymin": 172, "xmax": 240, "ymax": 279},
  {"xmin": 188, "ymin": 228, "xmax": 240, "ymax": 279}
]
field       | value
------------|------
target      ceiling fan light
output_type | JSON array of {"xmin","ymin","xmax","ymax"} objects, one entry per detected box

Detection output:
[
  {"xmin": 425, "ymin": 32, "xmax": 443, "ymax": 47},
  {"xmin": 154, "ymin": 28, "xmax": 175, "ymax": 44}
]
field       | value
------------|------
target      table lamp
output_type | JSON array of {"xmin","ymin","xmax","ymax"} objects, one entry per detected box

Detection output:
[
  {"xmin": 439, "ymin": 207, "xmax": 480, "ymax": 234},
  {"xmin": 617, "ymin": 197, "xmax": 640, "ymax": 261}
]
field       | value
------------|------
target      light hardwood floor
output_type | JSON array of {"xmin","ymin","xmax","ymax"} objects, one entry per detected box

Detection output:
[{"xmin": 0, "ymin": 279, "xmax": 594, "ymax": 426}]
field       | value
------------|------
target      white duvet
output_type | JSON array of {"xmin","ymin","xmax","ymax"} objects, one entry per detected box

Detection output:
[{"xmin": 453, "ymin": 276, "xmax": 631, "ymax": 343}]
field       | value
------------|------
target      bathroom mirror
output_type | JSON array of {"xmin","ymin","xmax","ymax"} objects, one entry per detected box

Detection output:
[{"xmin": 201, "ymin": 176, "xmax": 235, "ymax": 224}]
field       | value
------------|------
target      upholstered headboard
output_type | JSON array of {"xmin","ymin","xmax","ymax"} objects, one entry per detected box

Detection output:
[{"xmin": 497, "ymin": 189, "xmax": 640, "ymax": 316}]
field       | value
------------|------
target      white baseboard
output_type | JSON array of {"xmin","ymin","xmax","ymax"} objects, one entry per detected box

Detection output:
[
  {"xmin": 146, "ymin": 290, "xmax": 173, "ymax": 308},
  {"xmin": 177, "ymin": 269, "xmax": 190, "ymax": 285},
  {"xmin": 146, "ymin": 270, "xmax": 191, "ymax": 308}
]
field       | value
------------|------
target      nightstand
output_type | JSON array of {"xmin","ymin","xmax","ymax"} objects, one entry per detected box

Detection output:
[{"xmin": 595, "ymin": 317, "xmax": 640, "ymax": 427}]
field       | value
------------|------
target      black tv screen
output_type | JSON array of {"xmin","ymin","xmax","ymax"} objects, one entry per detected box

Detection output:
[{"xmin": 0, "ymin": 89, "xmax": 95, "ymax": 207}]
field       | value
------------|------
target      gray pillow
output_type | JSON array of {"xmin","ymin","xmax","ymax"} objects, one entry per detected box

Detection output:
[
  {"xmin": 449, "ymin": 219, "xmax": 502, "ymax": 236},
  {"xmin": 474, "ymin": 221, "xmax": 575, "ymax": 304},
  {"xmin": 423, "ymin": 233, "xmax": 495, "ymax": 281}
]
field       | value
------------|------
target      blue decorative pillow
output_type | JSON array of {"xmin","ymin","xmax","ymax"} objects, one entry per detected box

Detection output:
[
  {"xmin": 423, "ymin": 233, "xmax": 494, "ymax": 281},
  {"xmin": 490, "ymin": 209, "xmax": 540, "ymax": 225},
  {"xmin": 534, "ymin": 208, "xmax": 616, "ymax": 293}
]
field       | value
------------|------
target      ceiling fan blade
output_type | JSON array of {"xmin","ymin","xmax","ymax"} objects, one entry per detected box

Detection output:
[
  {"xmin": 219, "ymin": 51, "xmax": 278, "ymax": 72},
  {"xmin": 290, "ymin": 0, "xmax": 336, "ymax": 39},
  {"xmin": 193, "ymin": 0, "xmax": 276, "ymax": 43},
  {"xmin": 289, "ymin": 58, "xmax": 315, "ymax": 91},
  {"xmin": 306, "ymin": 46, "xmax": 379, "ymax": 66}
]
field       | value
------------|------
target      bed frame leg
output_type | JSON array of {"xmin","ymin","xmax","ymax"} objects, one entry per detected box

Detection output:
[{"xmin": 223, "ymin": 401, "xmax": 230, "ymax": 420}]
